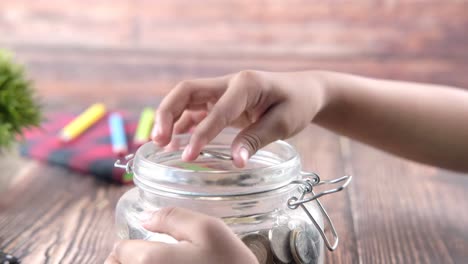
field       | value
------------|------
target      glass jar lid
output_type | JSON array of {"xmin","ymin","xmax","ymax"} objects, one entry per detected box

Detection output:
[{"xmin": 129, "ymin": 131, "xmax": 302, "ymax": 196}]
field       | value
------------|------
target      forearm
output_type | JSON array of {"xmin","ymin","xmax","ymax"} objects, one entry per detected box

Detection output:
[{"xmin": 314, "ymin": 71, "xmax": 468, "ymax": 172}]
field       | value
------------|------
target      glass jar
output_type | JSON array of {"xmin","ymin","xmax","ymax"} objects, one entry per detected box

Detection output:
[{"xmin": 114, "ymin": 132, "xmax": 352, "ymax": 264}]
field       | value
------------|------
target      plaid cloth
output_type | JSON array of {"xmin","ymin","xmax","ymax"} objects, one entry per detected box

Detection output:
[{"xmin": 19, "ymin": 112, "xmax": 140, "ymax": 184}]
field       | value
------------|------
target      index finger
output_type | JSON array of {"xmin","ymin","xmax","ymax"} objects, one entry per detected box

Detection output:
[
  {"xmin": 152, "ymin": 76, "xmax": 230, "ymax": 146},
  {"xmin": 181, "ymin": 71, "xmax": 259, "ymax": 161}
]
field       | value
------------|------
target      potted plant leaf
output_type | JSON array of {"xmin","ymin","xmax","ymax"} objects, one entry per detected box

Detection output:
[{"xmin": 0, "ymin": 49, "xmax": 41, "ymax": 149}]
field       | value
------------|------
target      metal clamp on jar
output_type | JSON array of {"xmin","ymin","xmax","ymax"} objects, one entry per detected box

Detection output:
[{"xmin": 115, "ymin": 132, "xmax": 352, "ymax": 264}]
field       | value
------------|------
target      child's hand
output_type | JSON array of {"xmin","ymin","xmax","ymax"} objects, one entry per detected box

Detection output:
[
  {"xmin": 104, "ymin": 207, "xmax": 258, "ymax": 264},
  {"xmin": 152, "ymin": 70, "xmax": 327, "ymax": 167}
]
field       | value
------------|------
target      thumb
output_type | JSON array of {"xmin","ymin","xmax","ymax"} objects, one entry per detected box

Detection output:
[{"xmin": 231, "ymin": 104, "xmax": 291, "ymax": 168}]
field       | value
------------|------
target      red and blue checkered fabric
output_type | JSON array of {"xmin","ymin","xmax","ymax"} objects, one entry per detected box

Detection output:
[{"xmin": 19, "ymin": 112, "xmax": 140, "ymax": 184}]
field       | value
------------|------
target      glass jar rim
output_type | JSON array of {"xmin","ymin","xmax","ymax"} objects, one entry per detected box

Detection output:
[{"xmin": 131, "ymin": 131, "xmax": 302, "ymax": 196}]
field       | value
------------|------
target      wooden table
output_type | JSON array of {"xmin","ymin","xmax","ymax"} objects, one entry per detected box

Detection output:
[
  {"xmin": 1, "ymin": 1, "xmax": 468, "ymax": 262},
  {"xmin": 1, "ymin": 123, "xmax": 467, "ymax": 263}
]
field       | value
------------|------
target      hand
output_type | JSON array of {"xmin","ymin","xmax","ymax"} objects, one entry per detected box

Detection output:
[
  {"xmin": 152, "ymin": 70, "xmax": 327, "ymax": 167},
  {"xmin": 105, "ymin": 207, "xmax": 258, "ymax": 264}
]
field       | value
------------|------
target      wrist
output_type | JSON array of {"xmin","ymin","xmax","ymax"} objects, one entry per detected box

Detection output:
[{"xmin": 310, "ymin": 71, "xmax": 346, "ymax": 125}]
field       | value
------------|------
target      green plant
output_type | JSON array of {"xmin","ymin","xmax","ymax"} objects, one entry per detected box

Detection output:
[{"xmin": 0, "ymin": 50, "xmax": 41, "ymax": 148}]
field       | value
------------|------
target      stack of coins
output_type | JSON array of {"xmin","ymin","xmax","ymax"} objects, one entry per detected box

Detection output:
[
  {"xmin": 241, "ymin": 233, "xmax": 273, "ymax": 264},
  {"xmin": 289, "ymin": 225, "xmax": 320, "ymax": 264},
  {"xmin": 240, "ymin": 224, "xmax": 321, "ymax": 264},
  {"xmin": 268, "ymin": 226, "xmax": 293, "ymax": 263}
]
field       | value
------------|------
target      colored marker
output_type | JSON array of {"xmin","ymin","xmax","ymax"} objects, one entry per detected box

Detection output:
[
  {"xmin": 60, "ymin": 103, "xmax": 106, "ymax": 142},
  {"xmin": 123, "ymin": 172, "xmax": 133, "ymax": 183},
  {"xmin": 109, "ymin": 112, "xmax": 128, "ymax": 154},
  {"xmin": 133, "ymin": 107, "xmax": 155, "ymax": 145}
]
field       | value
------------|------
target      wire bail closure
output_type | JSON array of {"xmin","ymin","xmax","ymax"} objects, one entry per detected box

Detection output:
[
  {"xmin": 200, "ymin": 149, "xmax": 353, "ymax": 251},
  {"xmin": 114, "ymin": 154, "xmax": 135, "ymax": 173},
  {"xmin": 288, "ymin": 172, "xmax": 352, "ymax": 251}
]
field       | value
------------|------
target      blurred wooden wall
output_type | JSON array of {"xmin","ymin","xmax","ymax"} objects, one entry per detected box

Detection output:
[{"xmin": 0, "ymin": 0, "xmax": 467, "ymax": 106}]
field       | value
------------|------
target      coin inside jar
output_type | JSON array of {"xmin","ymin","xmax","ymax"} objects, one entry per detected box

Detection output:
[
  {"xmin": 241, "ymin": 233, "xmax": 273, "ymax": 264},
  {"xmin": 268, "ymin": 226, "xmax": 293, "ymax": 263},
  {"xmin": 290, "ymin": 226, "xmax": 319, "ymax": 264}
]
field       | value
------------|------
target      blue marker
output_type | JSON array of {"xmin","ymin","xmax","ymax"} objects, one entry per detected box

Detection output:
[{"xmin": 109, "ymin": 113, "xmax": 128, "ymax": 154}]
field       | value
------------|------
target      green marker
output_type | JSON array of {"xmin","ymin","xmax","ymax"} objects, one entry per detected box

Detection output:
[
  {"xmin": 134, "ymin": 107, "xmax": 155, "ymax": 145},
  {"xmin": 123, "ymin": 172, "xmax": 133, "ymax": 182}
]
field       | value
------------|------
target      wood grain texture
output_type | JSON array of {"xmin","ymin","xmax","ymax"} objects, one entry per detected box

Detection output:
[
  {"xmin": 1, "ymin": 0, "xmax": 467, "ymax": 263},
  {"xmin": 0, "ymin": 161, "xmax": 130, "ymax": 264},
  {"xmin": 2, "ymin": 45, "xmax": 467, "ymax": 107},
  {"xmin": 0, "ymin": 148, "xmax": 25, "ymax": 193},
  {"xmin": 345, "ymin": 139, "xmax": 468, "ymax": 263},
  {"xmin": 1, "ymin": 0, "xmax": 467, "ymax": 57}
]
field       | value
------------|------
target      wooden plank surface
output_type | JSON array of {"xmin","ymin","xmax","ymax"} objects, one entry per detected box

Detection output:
[
  {"xmin": 0, "ymin": 160, "xmax": 129, "ymax": 263},
  {"xmin": 1, "ymin": 0, "xmax": 467, "ymax": 57},
  {"xmin": 1, "ymin": 125, "xmax": 467, "ymax": 263},
  {"xmin": 1, "ymin": 46, "xmax": 467, "ymax": 108},
  {"xmin": 347, "ymin": 140, "xmax": 468, "ymax": 263},
  {"xmin": 1, "ymin": 0, "xmax": 468, "ymax": 263}
]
